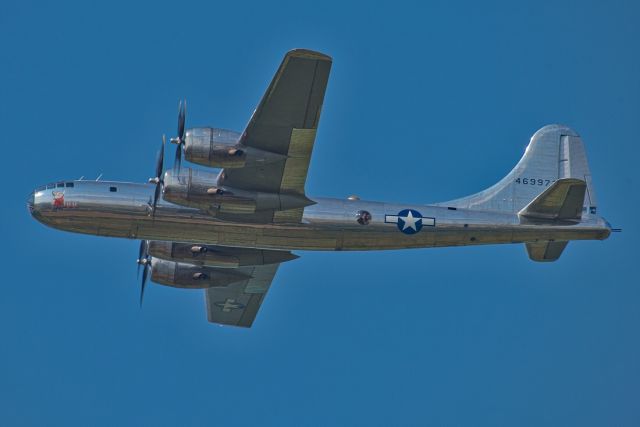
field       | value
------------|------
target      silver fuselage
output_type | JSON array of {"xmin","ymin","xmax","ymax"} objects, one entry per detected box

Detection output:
[{"xmin": 28, "ymin": 180, "xmax": 610, "ymax": 251}]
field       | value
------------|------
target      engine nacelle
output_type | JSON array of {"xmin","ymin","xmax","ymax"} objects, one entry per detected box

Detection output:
[
  {"xmin": 150, "ymin": 258, "xmax": 250, "ymax": 289},
  {"xmin": 148, "ymin": 241, "xmax": 298, "ymax": 268},
  {"xmin": 184, "ymin": 127, "xmax": 245, "ymax": 168},
  {"xmin": 183, "ymin": 127, "xmax": 285, "ymax": 168},
  {"xmin": 162, "ymin": 168, "xmax": 314, "ymax": 214}
]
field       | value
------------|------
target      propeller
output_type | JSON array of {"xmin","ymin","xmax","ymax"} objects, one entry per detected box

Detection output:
[
  {"xmin": 136, "ymin": 240, "xmax": 151, "ymax": 306},
  {"xmin": 170, "ymin": 100, "xmax": 187, "ymax": 171},
  {"xmin": 148, "ymin": 135, "xmax": 166, "ymax": 216}
]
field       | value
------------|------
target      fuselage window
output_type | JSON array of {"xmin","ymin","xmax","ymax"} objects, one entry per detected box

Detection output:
[
  {"xmin": 356, "ymin": 210, "xmax": 372, "ymax": 225},
  {"xmin": 56, "ymin": 183, "xmax": 64, "ymax": 188},
  {"xmin": 65, "ymin": 182, "xmax": 74, "ymax": 188},
  {"xmin": 109, "ymin": 186, "xmax": 117, "ymax": 192}
]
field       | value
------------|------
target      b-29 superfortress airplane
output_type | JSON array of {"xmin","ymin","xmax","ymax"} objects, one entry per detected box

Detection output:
[{"xmin": 28, "ymin": 49, "xmax": 612, "ymax": 327}]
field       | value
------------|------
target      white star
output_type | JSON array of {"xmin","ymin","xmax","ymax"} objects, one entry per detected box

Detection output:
[
  {"xmin": 400, "ymin": 210, "xmax": 421, "ymax": 231},
  {"xmin": 218, "ymin": 298, "xmax": 243, "ymax": 312}
]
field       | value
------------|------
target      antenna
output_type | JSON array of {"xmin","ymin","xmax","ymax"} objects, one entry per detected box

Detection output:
[
  {"xmin": 78, "ymin": 176, "xmax": 84, "ymax": 181},
  {"xmin": 95, "ymin": 173, "xmax": 103, "ymax": 181}
]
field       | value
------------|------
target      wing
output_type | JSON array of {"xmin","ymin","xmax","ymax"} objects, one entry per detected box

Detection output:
[
  {"xmin": 147, "ymin": 241, "xmax": 294, "ymax": 327},
  {"xmin": 219, "ymin": 49, "xmax": 332, "ymax": 222},
  {"xmin": 204, "ymin": 263, "xmax": 280, "ymax": 327}
]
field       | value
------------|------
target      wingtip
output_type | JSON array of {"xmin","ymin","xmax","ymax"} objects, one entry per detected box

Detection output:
[{"xmin": 287, "ymin": 48, "xmax": 332, "ymax": 62}]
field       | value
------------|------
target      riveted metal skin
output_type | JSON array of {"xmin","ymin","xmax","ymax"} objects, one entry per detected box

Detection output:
[
  {"xmin": 29, "ymin": 125, "xmax": 611, "ymax": 253},
  {"xmin": 28, "ymin": 180, "xmax": 610, "ymax": 252}
]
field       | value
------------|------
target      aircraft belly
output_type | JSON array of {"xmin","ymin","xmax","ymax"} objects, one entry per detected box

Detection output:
[
  {"xmin": 35, "ymin": 210, "xmax": 134, "ymax": 239},
  {"xmin": 56, "ymin": 211, "xmax": 608, "ymax": 251},
  {"xmin": 34, "ymin": 189, "xmax": 609, "ymax": 251}
]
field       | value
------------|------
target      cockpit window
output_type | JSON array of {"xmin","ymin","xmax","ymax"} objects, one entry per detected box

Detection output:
[
  {"xmin": 56, "ymin": 183, "xmax": 64, "ymax": 188},
  {"xmin": 109, "ymin": 186, "xmax": 117, "ymax": 192},
  {"xmin": 46, "ymin": 183, "xmax": 55, "ymax": 189},
  {"xmin": 36, "ymin": 186, "xmax": 45, "ymax": 192},
  {"xmin": 65, "ymin": 182, "xmax": 74, "ymax": 188}
]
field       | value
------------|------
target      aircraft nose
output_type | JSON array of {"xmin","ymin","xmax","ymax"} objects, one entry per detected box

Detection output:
[
  {"xmin": 28, "ymin": 187, "xmax": 48, "ymax": 218},
  {"xmin": 27, "ymin": 191, "xmax": 35, "ymax": 215}
]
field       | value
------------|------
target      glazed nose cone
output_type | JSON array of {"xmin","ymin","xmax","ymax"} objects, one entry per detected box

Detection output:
[{"xmin": 27, "ymin": 190, "xmax": 35, "ymax": 215}]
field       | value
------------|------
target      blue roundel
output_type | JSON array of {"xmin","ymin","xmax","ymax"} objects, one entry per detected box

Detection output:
[{"xmin": 397, "ymin": 209, "xmax": 423, "ymax": 234}]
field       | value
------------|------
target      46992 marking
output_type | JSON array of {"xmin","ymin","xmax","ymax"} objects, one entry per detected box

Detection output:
[{"xmin": 514, "ymin": 178, "xmax": 555, "ymax": 186}]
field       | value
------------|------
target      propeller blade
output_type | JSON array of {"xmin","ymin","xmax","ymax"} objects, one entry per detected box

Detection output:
[
  {"xmin": 155, "ymin": 135, "xmax": 165, "ymax": 179},
  {"xmin": 140, "ymin": 263, "xmax": 149, "ymax": 307},
  {"xmin": 138, "ymin": 240, "xmax": 147, "ymax": 260},
  {"xmin": 137, "ymin": 240, "xmax": 147, "ymax": 277},
  {"xmin": 174, "ymin": 100, "xmax": 186, "ymax": 171},
  {"xmin": 136, "ymin": 240, "xmax": 150, "ymax": 306},
  {"xmin": 151, "ymin": 136, "xmax": 166, "ymax": 217},
  {"xmin": 178, "ymin": 100, "xmax": 186, "ymax": 140},
  {"xmin": 175, "ymin": 145, "xmax": 182, "ymax": 172}
]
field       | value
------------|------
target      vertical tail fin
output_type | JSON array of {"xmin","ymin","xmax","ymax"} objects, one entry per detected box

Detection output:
[{"xmin": 439, "ymin": 125, "xmax": 598, "ymax": 216}]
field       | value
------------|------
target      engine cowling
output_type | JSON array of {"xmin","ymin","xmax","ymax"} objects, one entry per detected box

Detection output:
[
  {"xmin": 183, "ymin": 127, "xmax": 286, "ymax": 168},
  {"xmin": 184, "ymin": 127, "xmax": 245, "ymax": 168},
  {"xmin": 150, "ymin": 258, "xmax": 250, "ymax": 289},
  {"xmin": 162, "ymin": 167, "xmax": 314, "ymax": 214},
  {"xmin": 148, "ymin": 241, "xmax": 299, "ymax": 268},
  {"xmin": 162, "ymin": 168, "xmax": 255, "ymax": 213}
]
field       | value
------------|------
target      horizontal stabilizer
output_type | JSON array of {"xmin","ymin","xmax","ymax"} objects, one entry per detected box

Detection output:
[
  {"xmin": 519, "ymin": 178, "xmax": 586, "ymax": 221},
  {"xmin": 525, "ymin": 241, "xmax": 568, "ymax": 262}
]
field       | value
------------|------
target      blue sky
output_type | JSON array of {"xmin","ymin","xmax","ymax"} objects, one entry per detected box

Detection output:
[{"xmin": 2, "ymin": 0, "xmax": 639, "ymax": 425}]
